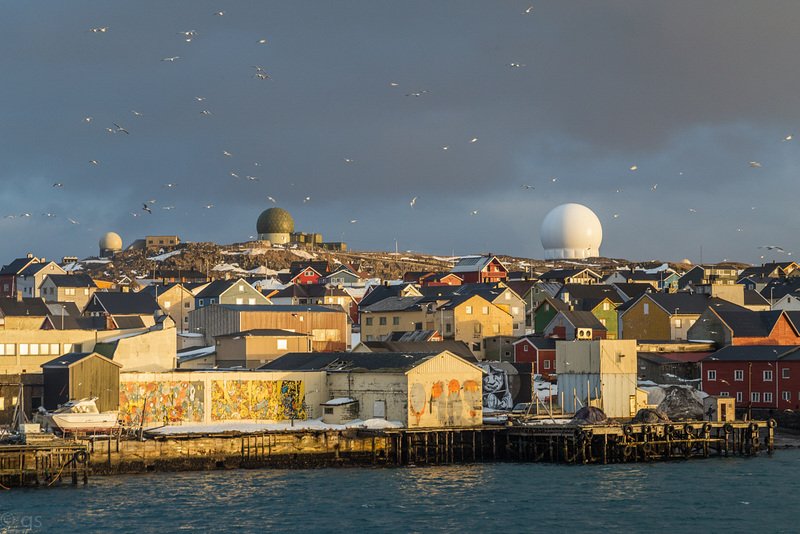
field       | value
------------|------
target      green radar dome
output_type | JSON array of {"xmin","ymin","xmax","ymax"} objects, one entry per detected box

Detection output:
[{"xmin": 256, "ymin": 207, "xmax": 294, "ymax": 235}]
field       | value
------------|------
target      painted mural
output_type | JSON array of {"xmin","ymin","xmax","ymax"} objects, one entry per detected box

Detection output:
[
  {"xmin": 478, "ymin": 363, "xmax": 514, "ymax": 410},
  {"xmin": 409, "ymin": 378, "xmax": 482, "ymax": 426},
  {"xmin": 119, "ymin": 381, "xmax": 205, "ymax": 425},
  {"xmin": 210, "ymin": 380, "xmax": 305, "ymax": 421}
]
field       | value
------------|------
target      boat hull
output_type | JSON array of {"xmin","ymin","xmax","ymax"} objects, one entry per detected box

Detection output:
[{"xmin": 44, "ymin": 413, "xmax": 119, "ymax": 433}]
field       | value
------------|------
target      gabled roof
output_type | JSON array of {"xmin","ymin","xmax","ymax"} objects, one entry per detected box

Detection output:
[
  {"xmin": 18, "ymin": 262, "xmax": 58, "ymax": 277},
  {"xmin": 41, "ymin": 351, "xmax": 122, "ymax": 369},
  {"xmin": 43, "ymin": 274, "xmax": 97, "ymax": 288},
  {"xmin": 359, "ymin": 283, "xmax": 421, "ymax": 309},
  {"xmin": 617, "ymin": 292, "xmax": 749, "ymax": 315},
  {"xmin": 215, "ymin": 304, "xmax": 344, "ymax": 314},
  {"xmin": 194, "ymin": 279, "xmax": 240, "ymax": 299},
  {"xmin": 743, "ymin": 290, "xmax": 770, "ymax": 307},
  {"xmin": 703, "ymin": 345, "xmax": 800, "ymax": 362},
  {"xmin": 0, "ymin": 297, "xmax": 51, "ymax": 317},
  {"xmin": 761, "ymin": 278, "xmax": 800, "ymax": 301},
  {"xmin": 538, "ymin": 268, "xmax": 600, "ymax": 281},
  {"xmin": 713, "ymin": 309, "xmax": 800, "ymax": 339},
  {"xmin": 533, "ymin": 296, "xmax": 569, "ymax": 312},
  {"xmin": 0, "ymin": 257, "xmax": 39, "ymax": 276},
  {"xmin": 449, "ymin": 255, "xmax": 506, "ymax": 274},
  {"xmin": 611, "ymin": 283, "xmax": 654, "ymax": 301},
  {"xmin": 559, "ymin": 283, "xmax": 624, "ymax": 304},
  {"xmin": 88, "ymin": 292, "xmax": 161, "ymax": 316},
  {"xmin": 513, "ymin": 335, "xmax": 556, "ymax": 350},
  {"xmin": 504, "ymin": 280, "xmax": 537, "ymax": 298},
  {"xmin": 383, "ymin": 330, "xmax": 439, "ymax": 342},
  {"xmin": 289, "ymin": 261, "xmax": 331, "ymax": 275}
]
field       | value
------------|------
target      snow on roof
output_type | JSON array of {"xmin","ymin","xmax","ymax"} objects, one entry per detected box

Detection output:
[
  {"xmin": 97, "ymin": 331, "xmax": 145, "ymax": 343},
  {"xmin": 178, "ymin": 332, "xmax": 204, "ymax": 338},
  {"xmin": 145, "ymin": 417, "xmax": 402, "ymax": 436},
  {"xmin": 177, "ymin": 346, "xmax": 216, "ymax": 362},
  {"xmin": 322, "ymin": 397, "xmax": 355, "ymax": 406}
]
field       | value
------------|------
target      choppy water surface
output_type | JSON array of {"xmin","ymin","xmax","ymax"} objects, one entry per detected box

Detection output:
[{"xmin": 3, "ymin": 450, "xmax": 799, "ymax": 533}]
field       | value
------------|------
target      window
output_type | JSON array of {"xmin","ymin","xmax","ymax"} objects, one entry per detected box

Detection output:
[
  {"xmin": 707, "ymin": 370, "xmax": 716, "ymax": 381},
  {"xmin": 277, "ymin": 339, "xmax": 287, "ymax": 350},
  {"xmin": 236, "ymin": 298, "xmax": 244, "ymax": 305},
  {"xmin": 523, "ymin": 345, "xmax": 529, "ymax": 352},
  {"xmin": 783, "ymin": 391, "xmax": 791, "ymax": 401},
  {"xmin": 512, "ymin": 307, "xmax": 519, "ymax": 315},
  {"xmin": 544, "ymin": 303, "xmax": 550, "ymax": 311},
  {"xmin": 366, "ymin": 335, "xmax": 373, "ymax": 341},
  {"xmin": 379, "ymin": 317, "xmax": 386, "ymax": 326},
  {"xmin": 199, "ymin": 299, "xmax": 204, "ymax": 306},
  {"xmin": 751, "ymin": 392, "xmax": 760, "ymax": 402},
  {"xmin": 84, "ymin": 288, "xmax": 89, "ymax": 295},
  {"xmin": 164, "ymin": 301, "xmax": 171, "ymax": 308},
  {"xmin": 720, "ymin": 391, "xmax": 729, "ymax": 397},
  {"xmin": 473, "ymin": 323, "xmax": 481, "ymax": 334},
  {"xmin": 465, "ymin": 306, "xmax": 473, "ymax": 315},
  {"xmin": 544, "ymin": 360, "xmax": 550, "ymax": 369},
  {"xmin": 675, "ymin": 319, "xmax": 682, "ymax": 328},
  {"xmin": 736, "ymin": 392, "xmax": 743, "ymax": 402},
  {"xmin": 393, "ymin": 317, "xmax": 400, "ymax": 326},
  {"xmin": 603, "ymin": 302, "xmax": 610, "ymax": 311},
  {"xmin": 19, "ymin": 344, "xmax": 28, "ymax": 356},
  {"xmin": 445, "ymin": 323, "xmax": 452, "ymax": 333},
  {"xmin": 600, "ymin": 318, "xmax": 607, "ymax": 326},
  {"xmin": 184, "ymin": 317, "xmax": 188, "ymax": 323},
  {"xmin": 764, "ymin": 392, "xmax": 773, "ymax": 403},
  {"xmin": 50, "ymin": 344, "xmax": 59, "ymax": 354},
  {"xmin": 492, "ymin": 323, "xmax": 500, "ymax": 334},
  {"xmin": 39, "ymin": 344, "xmax": 49, "ymax": 355},
  {"xmin": 324, "ymin": 407, "xmax": 334, "ymax": 415},
  {"xmin": 238, "ymin": 285, "xmax": 244, "ymax": 291},
  {"xmin": 365, "ymin": 317, "xmax": 373, "ymax": 326},
  {"xmin": 482, "ymin": 306, "xmax": 489, "ymax": 315},
  {"xmin": 783, "ymin": 368, "xmax": 790, "ymax": 379},
  {"xmin": 734, "ymin": 370, "xmax": 744, "ymax": 381},
  {"xmin": 764, "ymin": 370, "xmax": 773, "ymax": 382},
  {"xmin": 248, "ymin": 298, "xmax": 255, "ymax": 305},
  {"xmin": 643, "ymin": 303, "xmax": 649, "ymax": 314},
  {"xmin": 505, "ymin": 292, "xmax": 511, "ymax": 300},
  {"xmin": 184, "ymin": 301, "xmax": 191, "ymax": 308},
  {"xmin": 513, "ymin": 323, "xmax": 520, "ymax": 330}
]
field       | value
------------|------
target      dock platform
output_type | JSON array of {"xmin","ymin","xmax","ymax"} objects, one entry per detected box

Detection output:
[{"xmin": 0, "ymin": 443, "xmax": 89, "ymax": 488}]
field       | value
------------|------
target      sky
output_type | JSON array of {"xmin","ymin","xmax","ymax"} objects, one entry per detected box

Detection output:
[{"xmin": 3, "ymin": 1, "xmax": 800, "ymax": 266}]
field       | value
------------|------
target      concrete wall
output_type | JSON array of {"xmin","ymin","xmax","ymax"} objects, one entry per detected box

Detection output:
[
  {"xmin": 119, "ymin": 370, "xmax": 328, "ymax": 427},
  {"xmin": 96, "ymin": 326, "xmax": 177, "ymax": 372},
  {"xmin": 407, "ymin": 352, "xmax": 483, "ymax": 428},
  {"xmin": 327, "ymin": 372, "xmax": 408, "ymax": 423}
]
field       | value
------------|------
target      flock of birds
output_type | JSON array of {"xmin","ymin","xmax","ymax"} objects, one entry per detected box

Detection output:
[{"xmin": 3, "ymin": 5, "xmax": 796, "ymax": 263}]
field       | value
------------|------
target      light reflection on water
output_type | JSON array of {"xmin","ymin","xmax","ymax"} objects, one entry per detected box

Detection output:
[{"xmin": 2, "ymin": 451, "xmax": 799, "ymax": 533}]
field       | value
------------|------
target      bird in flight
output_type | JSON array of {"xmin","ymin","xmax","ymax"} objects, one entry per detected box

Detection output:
[
  {"xmin": 86, "ymin": 27, "xmax": 108, "ymax": 33},
  {"xmin": 749, "ymin": 161, "xmax": 762, "ymax": 168},
  {"xmin": 20, "ymin": 213, "xmax": 30, "ymax": 217},
  {"xmin": 199, "ymin": 110, "xmax": 211, "ymax": 116},
  {"xmin": 213, "ymin": 11, "xmax": 225, "ymax": 15},
  {"xmin": 614, "ymin": 189, "xmax": 622, "ymax": 193},
  {"xmin": 53, "ymin": 183, "xmax": 63, "ymax": 187},
  {"xmin": 344, "ymin": 158, "xmax": 354, "ymax": 163},
  {"xmin": 410, "ymin": 196, "xmax": 418, "ymax": 209},
  {"xmin": 267, "ymin": 196, "xmax": 276, "ymax": 203},
  {"xmin": 349, "ymin": 219, "xmax": 358, "ymax": 224},
  {"xmin": 507, "ymin": 62, "xmax": 526, "ymax": 68},
  {"xmin": 162, "ymin": 206, "xmax": 174, "ymax": 210},
  {"xmin": 651, "ymin": 184, "xmax": 658, "ymax": 190},
  {"xmin": 203, "ymin": 205, "xmax": 214, "ymax": 209},
  {"xmin": 442, "ymin": 146, "xmax": 449, "ymax": 150},
  {"xmin": 522, "ymin": 185, "xmax": 534, "ymax": 189},
  {"xmin": 67, "ymin": 218, "xmax": 79, "ymax": 224},
  {"xmin": 231, "ymin": 173, "xmax": 239, "ymax": 179},
  {"xmin": 252, "ymin": 73, "xmax": 271, "ymax": 80},
  {"xmin": 524, "ymin": 6, "xmax": 534, "ymax": 13},
  {"xmin": 162, "ymin": 183, "xmax": 177, "ymax": 187},
  {"xmin": 256, "ymin": 39, "xmax": 267, "ymax": 44},
  {"xmin": 42, "ymin": 213, "xmax": 56, "ymax": 217},
  {"xmin": 783, "ymin": 135, "xmax": 793, "ymax": 142},
  {"xmin": 303, "ymin": 197, "xmax": 310, "ymax": 203},
  {"xmin": 252, "ymin": 65, "xmax": 267, "ymax": 73},
  {"xmin": 760, "ymin": 245, "xmax": 785, "ymax": 252},
  {"xmin": 629, "ymin": 165, "xmax": 638, "ymax": 171},
  {"xmin": 4, "ymin": 215, "xmax": 14, "ymax": 219},
  {"xmin": 89, "ymin": 160, "xmax": 99, "ymax": 165},
  {"xmin": 470, "ymin": 210, "xmax": 479, "ymax": 215},
  {"xmin": 114, "ymin": 123, "xmax": 129, "ymax": 134},
  {"xmin": 246, "ymin": 176, "xmax": 259, "ymax": 181},
  {"xmin": 551, "ymin": 178, "xmax": 557, "ymax": 182},
  {"xmin": 129, "ymin": 212, "xmax": 141, "ymax": 217},
  {"xmin": 223, "ymin": 151, "xmax": 232, "ymax": 157},
  {"xmin": 162, "ymin": 56, "xmax": 180, "ymax": 62},
  {"xmin": 689, "ymin": 208, "xmax": 696, "ymax": 212},
  {"xmin": 613, "ymin": 214, "xmax": 620, "ymax": 218},
  {"xmin": 469, "ymin": 138, "xmax": 478, "ymax": 143},
  {"xmin": 405, "ymin": 90, "xmax": 430, "ymax": 97},
  {"xmin": 131, "ymin": 110, "xmax": 143, "ymax": 116},
  {"xmin": 195, "ymin": 96, "xmax": 206, "ymax": 101},
  {"xmin": 178, "ymin": 30, "xmax": 197, "ymax": 37},
  {"xmin": 142, "ymin": 203, "xmax": 152, "ymax": 214},
  {"xmin": 82, "ymin": 117, "xmax": 93, "ymax": 123},
  {"xmin": 105, "ymin": 127, "xmax": 116, "ymax": 134}
]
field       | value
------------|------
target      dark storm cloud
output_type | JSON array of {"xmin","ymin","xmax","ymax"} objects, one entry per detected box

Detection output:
[{"xmin": 3, "ymin": 1, "xmax": 800, "ymax": 265}]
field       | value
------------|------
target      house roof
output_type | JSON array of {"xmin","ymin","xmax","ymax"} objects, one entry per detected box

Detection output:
[
  {"xmin": 513, "ymin": 335, "xmax": 557, "ymax": 350},
  {"xmin": 18, "ymin": 262, "xmax": 57, "ymax": 277},
  {"xmin": 215, "ymin": 329, "xmax": 307, "ymax": 339},
  {"xmin": 258, "ymin": 351, "xmax": 443, "ymax": 372},
  {"xmin": 617, "ymin": 292, "xmax": 749, "ymax": 315},
  {"xmin": 194, "ymin": 279, "xmax": 240, "ymax": 299},
  {"xmin": 44, "ymin": 274, "xmax": 97, "ymax": 288},
  {"xmin": 216, "ymin": 304, "xmax": 345, "ymax": 314},
  {"xmin": 41, "ymin": 351, "xmax": 122, "ymax": 369},
  {"xmin": 0, "ymin": 297, "xmax": 51, "ymax": 317},
  {"xmin": 559, "ymin": 283, "xmax": 624, "ymax": 304},
  {"xmin": 88, "ymin": 292, "xmax": 162, "ymax": 316},
  {"xmin": 0, "ymin": 257, "xmax": 38, "ymax": 276},
  {"xmin": 761, "ymin": 278, "xmax": 800, "ymax": 301},
  {"xmin": 638, "ymin": 352, "xmax": 711, "ymax": 364},
  {"xmin": 556, "ymin": 310, "xmax": 607, "ymax": 330},
  {"xmin": 359, "ymin": 283, "xmax": 420, "ymax": 309},
  {"xmin": 449, "ymin": 255, "xmax": 505, "ymax": 274},
  {"xmin": 360, "ymin": 340, "xmax": 477, "ymax": 362},
  {"xmin": 382, "ymin": 330, "xmax": 439, "ymax": 342},
  {"xmin": 538, "ymin": 268, "xmax": 600, "ymax": 281},
  {"xmin": 504, "ymin": 280, "xmax": 537, "ymax": 298},
  {"xmin": 360, "ymin": 296, "xmax": 424, "ymax": 313},
  {"xmin": 702, "ymin": 345, "xmax": 800, "ymax": 362},
  {"xmin": 714, "ymin": 309, "xmax": 800, "ymax": 338}
]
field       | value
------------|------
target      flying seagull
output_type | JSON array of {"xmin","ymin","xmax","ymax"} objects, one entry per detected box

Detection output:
[
  {"xmin": 86, "ymin": 27, "xmax": 108, "ymax": 33},
  {"xmin": 629, "ymin": 165, "xmax": 638, "ymax": 171},
  {"xmin": 131, "ymin": 110, "xmax": 143, "ymax": 117},
  {"xmin": 89, "ymin": 160, "xmax": 99, "ymax": 164},
  {"xmin": 256, "ymin": 39, "xmax": 267, "ymax": 44},
  {"xmin": 223, "ymin": 151, "xmax": 232, "ymax": 156},
  {"xmin": 410, "ymin": 196, "xmax": 418, "ymax": 209},
  {"xmin": 522, "ymin": 185, "xmax": 534, "ymax": 189},
  {"xmin": 82, "ymin": 117, "xmax": 93, "ymax": 123},
  {"xmin": 53, "ymin": 183, "xmax": 63, "ymax": 187},
  {"xmin": 213, "ymin": 11, "xmax": 225, "ymax": 15},
  {"xmin": 524, "ymin": 6, "xmax": 534, "ymax": 13},
  {"xmin": 470, "ymin": 210, "xmax": 479, "ymax": 215},
  {"xmin": 162, "ymin": 183, "xmax": 177, "ymax": 187},
  {"xmin": 199, "ymin": 110, "xmax": 211, "ymax": 116},
  {"xmin": 783, "ymin": 135, "xmax": 793, "ymax": 142},
  {"xmin": 113, "ymin": 123, "xmax": 129, "ymax": 134},
  {"xmin": 267, "ymin": 196, "xmax": 276, "ymax": 203},
  {"xmin": 252, "ymin": 73, "xmax": 271, "ymax": 80},
  {"xmin": 760, "ymin": 245, "xmax": 785, "ymax": 252},
  {"xmin": 161, "ymin": 56, "xmax": 180, "ymax": 62},
  {"xmin": 749, "ymin": 161, "xmax": 762, "ymax": 168},
  {"xmin": 142, "ymin": 203, "xmax": 152, "ymax": 214},
  {"xmin": 405, "ymin": 90, "xmax": 430, "ymax": 97},
  {"xmin": 231, "ymin": 173, "xmax": 239, "ymax": 178},
  {"xmin": 303, "ymin": 196, "xmax": 310, "ymax": 203},
  {"xmin": 203, "ymin": 204, "xmax": 214, "ymax": 209}
]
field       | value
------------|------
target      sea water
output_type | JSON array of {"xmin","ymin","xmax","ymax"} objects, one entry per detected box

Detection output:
[{"xmin": 2, "ymin": 449, "xmax": 799, "ymax": 533}]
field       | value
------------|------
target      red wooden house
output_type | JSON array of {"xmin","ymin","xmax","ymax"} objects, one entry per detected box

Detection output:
[
  {"xmin": 449, "ymin": 255, "xmax": 507, "ymax": 284},
  {"xmin": 513, "ymin": 335, "xmax": 556, "ymax": 374},
  {"xmin": 701, "ymin": 345, "xmax": 800, "ymax": 410}
]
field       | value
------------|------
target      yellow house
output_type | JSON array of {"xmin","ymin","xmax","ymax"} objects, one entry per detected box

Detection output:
[
  {"xmin": 359, "ymin": 296, "xmax": 425, "ymax": 342},
  {"xmin": 437, "ymin": 294, "xmax": 514, "ymax": 358}
]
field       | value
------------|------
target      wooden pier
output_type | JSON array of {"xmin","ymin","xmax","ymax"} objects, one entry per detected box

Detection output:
[
  {"xmin": 383, "ymin": 419, "xmax": 775, "ymax": 466},
  {"xmin": 0, "ymin": 443, "xmax": 89, "ymax": 489}
]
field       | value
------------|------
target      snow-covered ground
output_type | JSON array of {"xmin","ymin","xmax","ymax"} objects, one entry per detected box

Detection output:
[
  {"xmin": 147, "ymin": 250, "xmax": 182, "ymax": 261},
  {"xmin": 145, "ymin": 417, "xmax": 403, "ymax": 435}
]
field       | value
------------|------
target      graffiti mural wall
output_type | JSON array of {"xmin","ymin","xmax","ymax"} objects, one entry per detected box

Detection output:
[
  {"xmin": 408, "ymin": 378, "xmax": 482, "ymax": 427},
  {"xmin": 210, "ymin": 380, "xmax": 305, "ymax": 421},
  {"xmin": 119, "ymin": 380, "xmax": 205, "ymax": 425}
]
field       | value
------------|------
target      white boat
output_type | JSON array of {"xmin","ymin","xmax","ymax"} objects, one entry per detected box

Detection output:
[{"xmin": 41, "ymin": 398, "xmax": 119, "ymax": 433}]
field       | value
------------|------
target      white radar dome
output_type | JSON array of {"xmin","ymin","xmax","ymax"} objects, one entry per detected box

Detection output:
[{"xmin": 540, "ymin": 203, "xmax": 603, "ymax": 260}]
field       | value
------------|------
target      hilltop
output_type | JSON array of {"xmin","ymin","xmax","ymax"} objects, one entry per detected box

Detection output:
[{"xmin": 71, "ymin": 241, "xmax": 753, "ymax": 283}]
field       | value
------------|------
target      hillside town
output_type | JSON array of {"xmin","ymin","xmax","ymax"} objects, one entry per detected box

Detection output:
[{"xmin": 0, "ymin": 217, "xmax": 795, "ymax": 437}]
